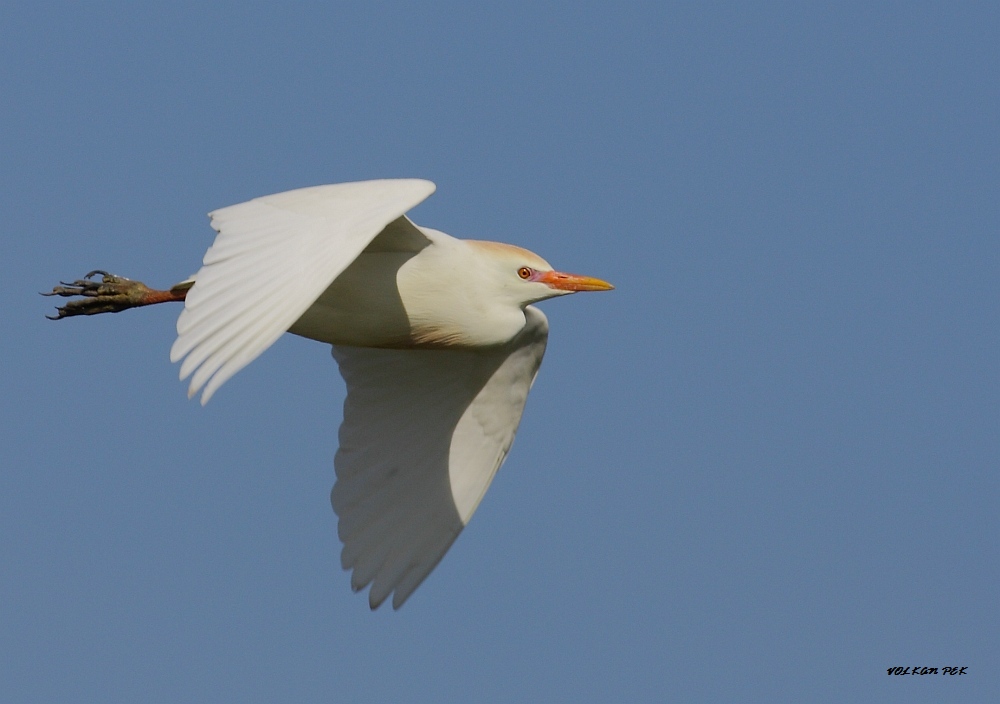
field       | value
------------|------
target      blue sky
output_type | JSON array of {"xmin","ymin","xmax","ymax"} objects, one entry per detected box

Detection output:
[{"xmin": 2, "ymin": 2, "xmax": 997, "ymax": 701}]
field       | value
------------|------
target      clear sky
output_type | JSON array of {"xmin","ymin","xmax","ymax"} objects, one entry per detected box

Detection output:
[{"xmin": 2, "ymin": 2, "xmax": 997, "ymax": 702}]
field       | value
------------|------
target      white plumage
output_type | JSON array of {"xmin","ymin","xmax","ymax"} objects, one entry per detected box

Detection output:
[
  {"xmin": 61, "ymin": 179, "xmax": 613, "ymax": 609},
  {"xmin": 172, "ymin": 180, "xmax": 439, "ymax": 403},
  {"xmin": 331, "ymin": 310, "xmax": 547, "ymax": 608}
]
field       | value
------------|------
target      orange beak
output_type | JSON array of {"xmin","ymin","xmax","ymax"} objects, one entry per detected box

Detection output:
[{"xmin": 536, "ymin": 270, "xmax": 615, "ymax": 292}]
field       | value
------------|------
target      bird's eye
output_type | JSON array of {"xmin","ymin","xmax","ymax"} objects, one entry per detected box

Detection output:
[{"xmin": 518, "ymin": 267, "xmax": 533, "ymax": 280}]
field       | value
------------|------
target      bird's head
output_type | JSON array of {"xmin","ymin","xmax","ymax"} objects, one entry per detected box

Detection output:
[{"xmin": 467, "ymin": 240, "xmax": 614, "ymax": 309}]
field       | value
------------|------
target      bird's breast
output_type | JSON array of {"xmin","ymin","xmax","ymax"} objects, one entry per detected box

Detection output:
[{"xmin": 288, "ymin": 249, "xmax": 526, "ymax": 349}]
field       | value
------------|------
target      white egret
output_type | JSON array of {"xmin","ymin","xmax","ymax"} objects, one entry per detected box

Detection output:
[{"xmin": 46, "ymin": 179, "xmax": 613, "ymax": 609}]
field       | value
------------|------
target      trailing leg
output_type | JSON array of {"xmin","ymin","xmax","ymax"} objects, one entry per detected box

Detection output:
[{"xmin": 43, "ymin": 270, "xmax": 188, "ymax": 320}]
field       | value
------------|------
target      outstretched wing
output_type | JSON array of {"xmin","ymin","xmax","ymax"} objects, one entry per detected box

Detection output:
[
  {"xmin": 171, "ymin": 179, "xmax": 436, "ymax": 403},
  {"xmin": 331, "ymin": 306, "xmax": 549, "ymax": 609}
]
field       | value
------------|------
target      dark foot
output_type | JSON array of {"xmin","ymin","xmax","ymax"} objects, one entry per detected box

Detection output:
[{"xmin": 43, "ymin": 271, "xmax": 179, "ymax": 319}]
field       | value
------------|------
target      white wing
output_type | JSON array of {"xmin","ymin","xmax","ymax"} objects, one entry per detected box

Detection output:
[
  {"xmin": 331, "ymin": 306, "xmax": 549, "ymax": 609},
  {"xmin": 170, "ymin": 179, "xmax": 436, "ymax": 403}
]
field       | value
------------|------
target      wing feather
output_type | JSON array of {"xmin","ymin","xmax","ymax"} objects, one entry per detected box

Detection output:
[
  {"xmin": 331, "ymin": 307, "xmax": 549, "ymax": 609},
  {"xmin": 171, "ymin": 179, "xmax": 436, "ymax": 403}
]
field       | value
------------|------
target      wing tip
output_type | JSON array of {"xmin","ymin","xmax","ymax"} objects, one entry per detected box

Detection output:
[{"xmin": 206, "ymin": 178, "xmax": 437, "ymax": 220}]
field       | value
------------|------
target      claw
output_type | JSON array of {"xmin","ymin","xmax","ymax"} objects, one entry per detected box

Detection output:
[
  {"xmin": 43, "ymin": 271, "xmax": 125, "ymax": 303},
  {"xmin": 43, "ymin": 271, "xmax": 186, "ymax": 319}
]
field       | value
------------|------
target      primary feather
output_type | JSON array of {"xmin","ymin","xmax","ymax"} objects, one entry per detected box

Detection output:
[
  {"xmin": 172, "ymin": 179, "xmax": 435, "ymax": 403},
  {"xmin": 332, "ymin": 308, "xmax": 547, "ymax": 608}
]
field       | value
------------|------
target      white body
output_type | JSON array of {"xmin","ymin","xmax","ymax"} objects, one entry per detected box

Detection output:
[
  {"xmin": 169, "ymin": 179, "xmax": 606, "ymax": 609},
  {"xmin": 289, "ymin": 227, "xmax": 529, "ymax": 349}
]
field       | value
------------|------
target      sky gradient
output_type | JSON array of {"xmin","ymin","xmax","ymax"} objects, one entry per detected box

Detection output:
[{"xmin": 2, "ymin": 2, "xmax": 997, "ymax": 702}]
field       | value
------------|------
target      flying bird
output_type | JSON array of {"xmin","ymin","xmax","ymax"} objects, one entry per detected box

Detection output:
[{"xmin": 46, "ymin": 179, "xmax": 613, "ymax": 609}]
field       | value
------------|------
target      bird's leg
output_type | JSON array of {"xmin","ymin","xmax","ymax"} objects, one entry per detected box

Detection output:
[{"xmin": 43, "ymin": 270, "xmax": 188, "ymax": 320}]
